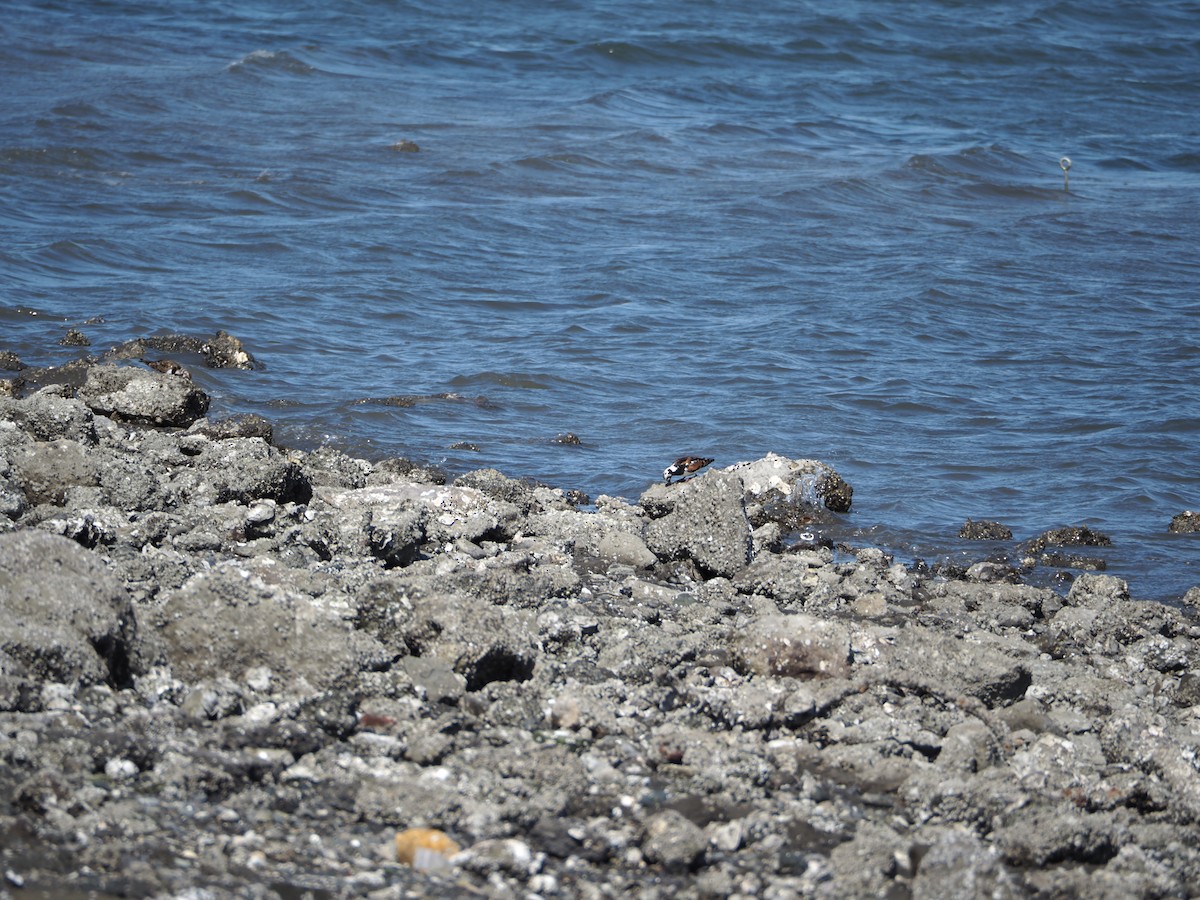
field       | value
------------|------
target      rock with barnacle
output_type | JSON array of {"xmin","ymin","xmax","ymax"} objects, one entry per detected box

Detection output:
[
  {"xmin": 726, "ymin": 452, "xmax": 854, "ymax": 520},
  {"xmin": 1169, "ymin": 511, "xmax": 1200, "ymax": 533},
  {"xmin": 75, "ymin": 363, "xmax": 209, "ymax": 427},
  {"xmin": 642, "ymin": 470, "xmax": 753, "ymax": 579}
]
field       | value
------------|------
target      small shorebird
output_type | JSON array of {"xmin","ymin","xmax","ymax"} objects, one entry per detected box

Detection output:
[{"xmin": 663, "ymin": 456, "xmax": 714, "ymax": 485}]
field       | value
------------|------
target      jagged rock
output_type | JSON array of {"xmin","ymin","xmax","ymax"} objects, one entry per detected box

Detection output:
[
  {"xmin": 731, "ymin": 614, "xmax": 852, "ymax": 679},
  {"xmin": 911, "ymin": 827, "xmax": 1024, "ymax": 899},
  {"xmin": 1169, "ymin": 510, "xmax": 1200, "ymax": 533},
  {"xmin": 191, "ymin": 437, "xmax": 311, "ymax": 505},
  {"xmin": 725, "ymin": 452, "xmax": 854, "ymax": 516},
  {"xmin": 0, "ymin": 531, "xmax": 149, "ymax": 693},
  {"xmin": 641, "ymin": 809, "xmax": 706, "ymax": 870},
  {"xmin": 358, "ymin": 580, "xmax": 536, "ymax": 691},
  {"xmin": 959, "ymin": 519, "xmax": 1013, "ymax": 540},
  {"xmin": 108, "ymin": 331, "xmax": 257, "ymax": 370},
  {"xmin": 0, "ymin": 386, "xmax": 97, "ymax": 443},
  {"xmin": 151, "ymin": 558, "xmax": 390, "ymax": 692},
  {"xmin": 76, "ymin": 364, "xmax": 209, "ymax": 427},
  {"xmin": 1024, "ymin": 524, "xmax": 1113, "ymax": 555},
  {"xmin": 187, "ymin": 413, "xmax": 274, "ymax": 442},
  {"xmin": 642, "ymin": 471, "xmax": 753, "ymax": 578},
  {"xmin": 7, "ymin": 438, "xmax": 100, "ymax": 505}
]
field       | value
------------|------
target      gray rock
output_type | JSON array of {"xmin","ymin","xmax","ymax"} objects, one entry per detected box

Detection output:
[
  {"xmin": 0, "ymin": 451, "xmax": 28, "ymax": 519},
  {"xmin": 594, "ymin": 530, "xmax": 657, "ymax": 568},
  {"xmin": 97, "ymin": 452, "xmax": 164, "ymax": 512},
  {"xmin": 911, "ymin": 827, "xmax": 1024, "ymax": 899},
  {"xmin": 358, "ymin": 578, "xmax": 537, "ymax": 692},
  {"xmin": 643, "ymin": 471, "xmax": 752, "ymax": 578},
  {"xmin": 886, "ymin": 626, "xmax": 1034, "ymax": 708},
  {"xmin": 314, "ymin": 482, "xmax": 513, "ymax": 551},
  {"xmin": 76, "ymin": 364, "xmax": 210, "ymax": 427},
  {"xmin": 298, "ymin": 446, "xmax": 371, "ymax": 488},
  {"xmin": 192, "ymin": 437, "xmax": 310, "ymax": 505},
  {"xmin": 993, "ymin": 805, "xmax": 1125, "ymax": 867},
  {"xmin": 526, "ymin": 505, "xmax": 653, "ymax": 567},
  {"xmin": 7, "ymin": 438, "xmax": 100, "ymax": 505},
  {"xmin": 151, "ymin": 558, "xmax": 390, "ymax": 692},
  {"xmin": 1169, "ymin": 510, "xmax": 1200, "ymax": 533},
  {"xmin": 0, "ymin": 531, "xmax": 146, "ymax": 691},
  {"xmin": 958, "ymin": 518, "xmax": 1013, "ymax": 540},
  {"xmin": 366, "ymin": 504, "xmax": 427, "ymax": 567},
  {"xmin": 733, "ymin": 550, "xmax": 829, "ymax": 608},
  {"xmin": 936, "ymin": 720, "xmax": 1001, "ymax": 774},
  {"xmin": 726, "ymin": 451, "xmax": 854, "ymax": 514},
  {"xmin": 0, "ymin": 387, "xmax": 97, "ymax": 443},
  {"xmin": 826, "ymin": 822, "xmax": 909, "ymax": 897},
  {"xmin": 1064, "ymin": 572, "xmax": 1130, "ymax": 608},
  {"xmin": 641, "ymin": 809, "xmax": 706, "ymax": 870},
  {"xmin": 732, "ymin": 613, "xmax": 852, "ymax": 679},
  {"xmin": 200, "ymin": 330, "xmax": 256, "ymax": 369},
  {"xmin": 454, "ymin": 837, "xmax": 537, "ymax": 878},
  {"xmin": 454, "ymin": 467, "xmax": 537, "ymax": 514},
  {"xmin": 187, "ymin": 413, "xmax": 274, "ymax": 442}
]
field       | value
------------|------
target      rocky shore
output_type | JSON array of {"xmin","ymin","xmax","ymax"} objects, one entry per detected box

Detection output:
[{"xmin": 3, "ymin": 350, "xmax": 1200, "ymax": 898}]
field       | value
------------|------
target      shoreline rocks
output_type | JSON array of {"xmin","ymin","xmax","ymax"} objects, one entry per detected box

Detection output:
[{"xmin": 2, "ymin": 359, "xmax": 1200, "ymax": 897}]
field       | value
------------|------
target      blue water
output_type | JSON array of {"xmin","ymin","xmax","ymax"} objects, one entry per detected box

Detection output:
[{"xmin": 2, "ymin": 0, "xmax": 1199, "ymax": 601}]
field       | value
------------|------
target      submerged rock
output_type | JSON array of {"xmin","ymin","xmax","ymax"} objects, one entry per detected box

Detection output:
[
  {"xmin": 959, "ymin": 518, "xmax": 1013, "ymax": 540},
  {"xmin": 1169, "ymin": 510, "xmax": 1200, "ymax": 533}
]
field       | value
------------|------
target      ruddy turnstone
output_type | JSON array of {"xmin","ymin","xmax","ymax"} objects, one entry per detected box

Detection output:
[{"xmin": 663, "ymin": 455, "xmax": 714, "ymax": 485}]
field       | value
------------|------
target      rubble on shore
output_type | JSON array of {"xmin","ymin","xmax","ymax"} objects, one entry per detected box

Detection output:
[{"xmin": 2, "ymin": 360, "xmax": 1199, "ymax": 898}]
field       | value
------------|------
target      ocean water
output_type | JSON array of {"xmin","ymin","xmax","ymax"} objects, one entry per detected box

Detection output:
[{"xmin": 2, "ymin": 0, "xmax": 1198, "ymax": 601}]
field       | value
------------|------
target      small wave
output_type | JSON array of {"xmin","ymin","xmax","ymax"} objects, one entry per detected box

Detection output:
[
  {"xmin": 448, "ymin": 371, "xmax": 571, "ymax": 391},
  {"xmin": 904, "ymin": 144, "xmax": 1031, "ymax": 180},
  {"xmin": 1166, "ymin": 152, "xmax": 1200, "ymax": 171},
  {"xmin": 1096, "ymin": 156, "xmax": 1154, "ymax": 171},
  {"xmin": 512, "ymin": 152, "xmax": 614, "ymax": 173},
  {"xmin": 225, "ymin": 49, "xmax": 316, "ymax": 76},
  {"xmin": 356, "ymin": 393, "xmax": 500, "ymax": 410},
  {"xmin": 0, "ymin": 145, "xmax": 110, "ymax": 172},
  {"xmin": 579, "ymin": 39, "xmax": 695, "ymax": 67},
  {"xmin": 32, "ymin": 238, "xmax": 175, "ymax": 276}
]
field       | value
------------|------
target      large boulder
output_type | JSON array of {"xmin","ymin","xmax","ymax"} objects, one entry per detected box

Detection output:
[
  {"xmin": 0, "ymin": 530, "xmax": 146, "ymax": 692},
  {"xmin": 7, "ymin": 438, "xmax": 100, "ymax": 505},
  {"xmin": 0, "ymin": 386, "xmax": 97, "ymax": 444},
  {"xmin": 725, "ymin": 452, "xmax": 854, "ymax": 516},
  {"xmin": 76, "ymin": 364, "xmax": 209, "ymax": 427},
  {"xmin": 642, "ymin": 471, "xmax": 753, "ymax": 578},
  {"xmin": 189, "ymin": 437, "xmax": 311, "ymax": 505},
  {"xmin": 151, "ymin": 558, "xmax": 390, "ymax": 692}
]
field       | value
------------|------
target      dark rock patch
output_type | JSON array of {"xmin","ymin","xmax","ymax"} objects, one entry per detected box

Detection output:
[{"xmin": 959, "ymin": 518, "xmax": 1013, "ymax": 540}]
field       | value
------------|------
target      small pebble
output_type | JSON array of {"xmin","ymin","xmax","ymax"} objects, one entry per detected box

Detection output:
[
  {"xmin": 104, "ymin": 758, "xmax": 138, "ymax": 781},
  {"xmin": 246, "ymin": 500, "xmax": 276, "ymax": 526}
]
